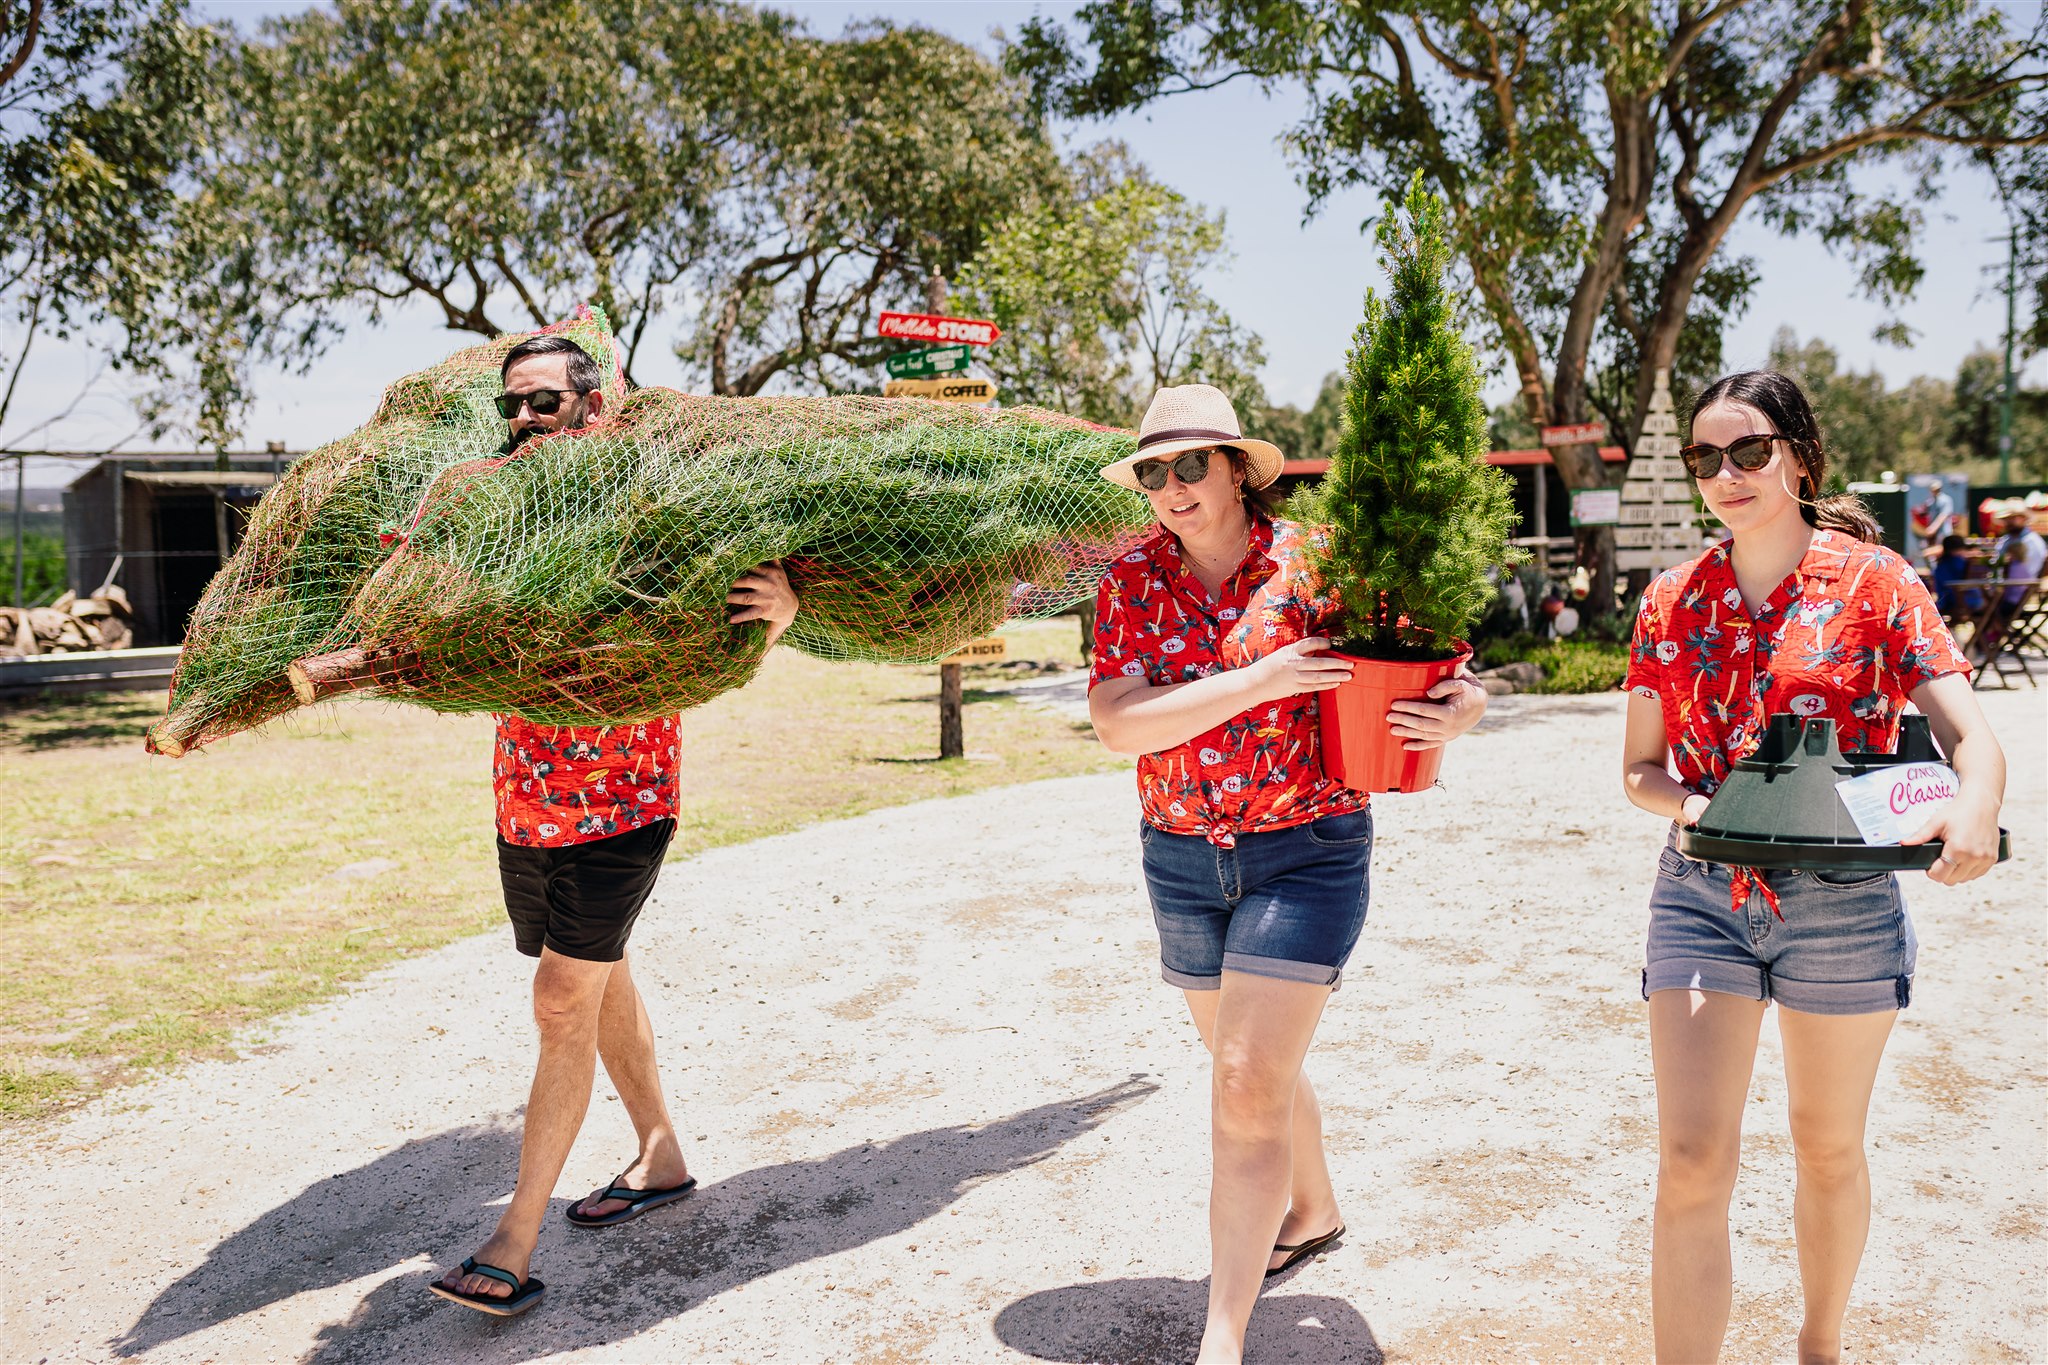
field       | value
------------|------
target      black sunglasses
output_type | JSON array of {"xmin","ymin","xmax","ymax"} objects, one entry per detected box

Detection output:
[
  {"xmin": 1132, "ymin": 448, "xmax": 1215, "ymax": 491},
  {"xmin": 494, "ymin": 388, "xmax": 588, "ymax": 420},
  {"xmin": 1679, "ymin": 432, "xmax": 1783, "ymax": 480}
]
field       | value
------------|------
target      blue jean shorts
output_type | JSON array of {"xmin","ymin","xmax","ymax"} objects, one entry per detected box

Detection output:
[
  {"xmin": 1139, "ymin": 810, "xmax": 1372, "ymax": 990},
  {"xmin": 1643, "ymin": 834, "xmax": 1916, "ymax": 1015}
]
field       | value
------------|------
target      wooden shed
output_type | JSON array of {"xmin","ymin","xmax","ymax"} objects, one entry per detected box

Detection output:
[{"xmin": 63, "ymin": 458, "xmax": 284, "ymax": 646}]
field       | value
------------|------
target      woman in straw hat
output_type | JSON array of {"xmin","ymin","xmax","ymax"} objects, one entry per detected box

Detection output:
[{"xmin": 1087, "ymin": 384, "xmax": 1486, "ymax": 1362}]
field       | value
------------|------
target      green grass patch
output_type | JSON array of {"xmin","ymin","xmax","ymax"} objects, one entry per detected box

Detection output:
[
  {"xmin": 0, "ymin": 617, "xmax": 1123, "ymax": 1123},
  {"xmin": 1477, "ymin": 634, "xmax": 1631, "ymax": 694}
]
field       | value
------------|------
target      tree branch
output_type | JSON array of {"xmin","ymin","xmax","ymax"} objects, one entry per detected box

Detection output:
[
  {"xmin": 460, "ymin": 258, "xmax": 500, "ymax": 335},
  {"xmin": 707, "ymin": 246, "xmax": 812, "ymax": 395},
  {"xmin": 1755, "ymin": 72, "xmax": 2048, "ymax": 187},
  {"xmin": 0, "ymin": 0, "xmax": 44, "ymax": 95},
  {"xmin": 1663, "ymin": 0, "xmax": 1756, "ymax": 88},
  {"xmin": 491, "ymin": 246, "xmax": 550, "ymax": 330},
  {"xmin": 0, "ymin": 287, "xmax": 45, "ymax": 437},
  {"xmin": 1705, "ymin": 0, "xmax": 1862, "ymax": 240},
  {"xmin": 1409, "ymin": 15, "xmax": 1488, "ymax": 83},
  {"xmin": 1610, "ymin": 277, "xmax": 1646, "ymax": 346}
]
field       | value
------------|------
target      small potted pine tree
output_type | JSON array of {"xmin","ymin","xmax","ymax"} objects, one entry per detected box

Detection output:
[{"xmin": 1290, "ymin": 175, "xmax": 1519, "ymax": 793}]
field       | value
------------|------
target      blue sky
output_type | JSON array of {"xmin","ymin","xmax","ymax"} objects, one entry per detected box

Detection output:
[{"xmin": 7, "ymin": 0, "xmax": 2042, "ymax": 484}]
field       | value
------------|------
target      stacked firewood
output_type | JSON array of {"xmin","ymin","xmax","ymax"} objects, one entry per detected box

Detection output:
[{"xmin": 0, "ymin": 587, "xmax": 134, "ymax": 658}]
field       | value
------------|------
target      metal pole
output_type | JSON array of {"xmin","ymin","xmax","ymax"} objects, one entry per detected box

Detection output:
[
  {"xmin": 2000, "ymin": 226, "xmax": 2016, "ymax": 485},
  {"xmin": 12, "ymin": 454, "xmax": 23, "ymax": 609},
  {"xmin": 213, "ymin": 445, "xmax": 230, "ymax": 568},
  {"xmin": 927, "ymin": 267, "xmax": 967, "ymax": 761},
  {"xmin": 112, "ymin": 462, "xmax": 124, "ymax": 589}
]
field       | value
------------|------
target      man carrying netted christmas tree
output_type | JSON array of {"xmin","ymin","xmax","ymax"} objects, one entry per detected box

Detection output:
[{"xmin": 431, "ymin": 335, "xmax": 799, "ymax": 1317}]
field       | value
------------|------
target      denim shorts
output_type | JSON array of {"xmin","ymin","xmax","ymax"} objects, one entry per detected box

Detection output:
[
  {"xmin": 1643, "ymin": 834, "xmax": 1916, "ymax": 1015},
  {"xmin": 1139, "ymin": 810, "xmax": 1372, "ymax": 990}
]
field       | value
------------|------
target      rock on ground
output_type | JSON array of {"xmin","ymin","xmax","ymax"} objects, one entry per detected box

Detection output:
[{"xmin": 1, "ymin": 691, "xmax": 2041, "ymax": 1364}]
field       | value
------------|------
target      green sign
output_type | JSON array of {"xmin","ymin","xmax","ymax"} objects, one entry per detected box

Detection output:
[{"xmin": 885, "ymin": 344, "xmax": 972, "ymax": 379}]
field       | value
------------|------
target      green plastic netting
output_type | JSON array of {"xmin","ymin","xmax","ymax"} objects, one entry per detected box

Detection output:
[{"xmin": 146, "ymin": 308, "xmax": 1149, "ymax": 756}]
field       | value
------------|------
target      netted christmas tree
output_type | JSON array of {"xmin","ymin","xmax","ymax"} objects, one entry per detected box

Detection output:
[
  {"xmin": 149, "ymin": 315, "xmax": 1149, "ymax": 757},
  {"xmin": 1289, "ymin": 175, "xmax": 1519, "ymax": 658}
]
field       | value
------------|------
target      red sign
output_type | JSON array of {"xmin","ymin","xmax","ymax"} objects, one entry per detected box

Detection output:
[
  {"xmin": 876, "ymin": 311, "xmax": 1001, "ymax": 347},
  {"xmin": 1541, "ymin": 421, "xmax": 1607, "ymax": 447}
]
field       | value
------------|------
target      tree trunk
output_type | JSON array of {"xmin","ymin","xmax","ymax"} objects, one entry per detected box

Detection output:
[{"xmin": 1539, "ymin": 90, "xmax": 1659, "ymax": 621}]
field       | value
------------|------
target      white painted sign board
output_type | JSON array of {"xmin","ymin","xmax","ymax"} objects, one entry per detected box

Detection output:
[{"xmin": 1615, "ymin": 369, "xmax": 1700, "ymax": 573}]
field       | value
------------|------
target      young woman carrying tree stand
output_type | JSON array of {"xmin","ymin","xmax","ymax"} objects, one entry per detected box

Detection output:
[{"xmin": 1622, "ymin": 370, "xmax": 2007, "ymax": 1364}]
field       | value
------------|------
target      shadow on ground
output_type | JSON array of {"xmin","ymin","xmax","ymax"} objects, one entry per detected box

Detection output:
[
  {"xmin": 0, "ymin": 692, "xmax": 160, "ymax": 750},
  {"xmin": 996, "ymin": 1276, "xmax": 1382, "ymax": 1364},
  {"xmin": 114, "ymin": 1077, "xmax": 1159, "ymax": 1363}
]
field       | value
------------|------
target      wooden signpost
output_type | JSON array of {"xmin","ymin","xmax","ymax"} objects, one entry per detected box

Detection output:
[
  {"xmin": 883, "ymin": 274, "xmax": 1009, "ymax": 758},
  {"xmin": 882, "ymin": 376, "xmax": 998, "ymax": 403},
  {"xmin": 1615, "ymin": 369, "xmax": 1699, "ymax": 572}
]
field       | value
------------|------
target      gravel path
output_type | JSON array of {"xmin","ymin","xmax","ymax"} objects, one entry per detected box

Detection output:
[{"xmin": 3, "ymin": 690, "xmax": 2041, "ymax": 1364}]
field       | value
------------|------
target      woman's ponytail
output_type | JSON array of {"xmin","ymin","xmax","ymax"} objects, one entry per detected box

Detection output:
[{"xmin": 1806, "ymin": 492, "xmax": 1883, "ymax": 544}]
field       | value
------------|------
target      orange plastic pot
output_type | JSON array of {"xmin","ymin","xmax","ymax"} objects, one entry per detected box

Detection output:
[{"xmin": 1318, "ymin": 643, "xmax": 1473, "ymax": 794}]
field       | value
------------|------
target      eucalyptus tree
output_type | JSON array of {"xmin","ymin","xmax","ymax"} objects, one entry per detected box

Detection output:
[
  {"xmin": 673, "ymin": 19, "xmax": 1064, "ymax": 396},
  {"xmin": 1, "ymin": 0, "xmax": 224, "ymax": 440},
  {"xmin": 208, "ymin": 0, "xmax": 793, "ymax": 388},
  {"xmin": 1012, "ymin": 0, "xmax": 2048, "ymax": 602},
  {"xmin": 952, "ymin": 144, "xmax": 1266, "ymax": 426}
]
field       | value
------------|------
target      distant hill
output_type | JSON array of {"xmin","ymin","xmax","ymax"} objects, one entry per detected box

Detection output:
[{"xmin": 0, "ymin": 486, "xmax": 67, "ymax": 516}]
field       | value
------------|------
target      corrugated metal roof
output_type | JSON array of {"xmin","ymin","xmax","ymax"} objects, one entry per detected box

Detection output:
[
  {"xmin": 1279, "ymin": 446, "xmax": 1631, "ymax": 476},
  {"xmin": 123, "ymin": 471, "xmax": 278, "ymax": 489}
]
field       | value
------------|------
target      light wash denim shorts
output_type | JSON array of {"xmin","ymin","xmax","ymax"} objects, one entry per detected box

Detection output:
[
  {"xmin": 1139, "ymin": 810, "xmax": 1372, "ymax": 990},
  {"xmin": 1643, "ymin": 832, "xmax": 1916, "ymax": 1015}
]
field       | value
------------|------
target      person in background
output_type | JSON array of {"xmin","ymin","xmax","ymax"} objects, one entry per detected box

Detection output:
[
  {"xmin": 1621, "ymin": 369, "xmax": 2005, "ymax": 1365},
  {"xmin": 1990, "ymin": 501, "xmax": 2046, "ymax": 613},
  {"xmin": 1909, "ymin": 476, "xmax": 1954, "ymax": 559},
  {"xmin": 1928, "ymin": 533, "xmax": 1983, "ymax": 620}
]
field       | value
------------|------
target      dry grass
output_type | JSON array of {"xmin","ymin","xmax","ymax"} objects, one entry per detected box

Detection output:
[{"xmin": 0, "ymin": 618, "xmax": 1124, "ymax": 1121}]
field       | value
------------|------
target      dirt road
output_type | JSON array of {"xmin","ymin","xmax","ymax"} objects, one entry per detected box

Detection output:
[{"xmin": 3, "ymin": 690, "xmax": 2040, "ymax": 1363}]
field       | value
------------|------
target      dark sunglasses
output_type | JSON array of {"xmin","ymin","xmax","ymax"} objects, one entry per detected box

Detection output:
[
  {"xmin": 1679, "ymin": 432, "xmax": 1783, "ymax": 480},
  {"xmin": 494, "ymin": 388, "xmax": 588, "ymax": 420},
  {"xmin": 1132, "ymin": 448, "xmax": 1214, "ymax": 491}
]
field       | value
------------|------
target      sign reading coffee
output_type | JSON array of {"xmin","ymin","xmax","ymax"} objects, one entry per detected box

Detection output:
[{"xmin": 882, "ymin": 376, "xmax": 998, "ymax": 403}]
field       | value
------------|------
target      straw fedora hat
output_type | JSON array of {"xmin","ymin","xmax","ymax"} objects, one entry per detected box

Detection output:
[{"xmin": 1101, "ymin": 384, "xmax": 1285, "ymax": 492}]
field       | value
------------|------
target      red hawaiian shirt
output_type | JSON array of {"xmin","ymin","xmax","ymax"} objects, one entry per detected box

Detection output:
[
  {"xmin": 1626, "ymin": 530, "xmax": 1970, "ymax": 797},
  {"xmin": 493, "ymin": 715, "xmax": 682, "ymax": 847},
  {"xmin": 1089, "ymin": 515, "xmax": 1362, "ymax": 846}
]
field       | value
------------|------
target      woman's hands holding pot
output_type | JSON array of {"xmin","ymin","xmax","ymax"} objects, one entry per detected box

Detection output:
[
  {"xmin": 1388, "ymin": 674, "xmax": 1488, "ymax": 752},
  {"xmin": 1249, "ymin": 637, "xmax": 1354, "ymax": 702}
]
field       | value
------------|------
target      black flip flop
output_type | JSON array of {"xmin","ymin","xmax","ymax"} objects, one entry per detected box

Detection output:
[
  {"xmin": 1266, "ymin": 1224, "xmax": 1344, "ymax": 1279},
  {"xmin": 565, "ymin": 1174, "xmax": 698, "ymax": 1228},
  {"xmin": 427, "ymin": 1257, "xmax": 545, "ymax": 1316}
]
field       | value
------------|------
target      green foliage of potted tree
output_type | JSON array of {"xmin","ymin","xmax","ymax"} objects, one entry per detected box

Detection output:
[{"xmin": 1289, "ymin": 175, "xmax": 1520, "ymax": 793}]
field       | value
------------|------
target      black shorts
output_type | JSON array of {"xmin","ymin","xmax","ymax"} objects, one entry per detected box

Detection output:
[{"xmin": 497, "ymin": 819, "xmax": 675, "ymax": 962}]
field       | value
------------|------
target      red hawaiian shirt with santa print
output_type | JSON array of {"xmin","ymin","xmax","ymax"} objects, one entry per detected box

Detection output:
[
  {"xmin": 493, "ymin": 715, "xmax": 682, "ymax": 847},
  {"xmin": 1626, "ymin": 530, "xmax": 1970, "ymax": 798},
  {"xmin": 1089, "ymin": 515, "xmax": 1362, "ymax": 846}
]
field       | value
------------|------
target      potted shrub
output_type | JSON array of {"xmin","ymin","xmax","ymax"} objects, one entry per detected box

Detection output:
[{"xmin": 1290, "ymin": 176, "xmax": 1520, "ymax": 793}]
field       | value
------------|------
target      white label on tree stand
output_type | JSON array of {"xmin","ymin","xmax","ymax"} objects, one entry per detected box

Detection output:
[{"xmin": 1835, "ymin": 762, "xmax": 1958, "ymax": 845}]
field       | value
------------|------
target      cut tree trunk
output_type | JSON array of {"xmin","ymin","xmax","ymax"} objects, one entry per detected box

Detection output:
[{"xmin": 288, "ymin": 643, "xmax": 424, "ymax": 705}]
